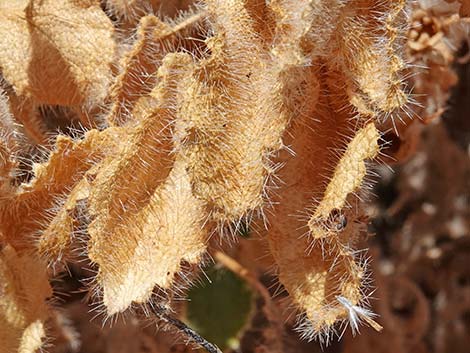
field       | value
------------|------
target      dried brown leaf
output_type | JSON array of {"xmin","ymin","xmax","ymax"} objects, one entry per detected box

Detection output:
[
  {"xmin": 2, "ymin": 128, "xmax": 122, "ymax": 251},
  {"xmin": 0, "ymin": 0, "xmax": 115, "ymax": 107},
  {"xmin": 267, "ymin": 66, "xmax": 380, "ymax": 337},
  {"xmin": 86, "ymin": 53, "xmax": 208, "ymax": 314},
  {"xmin": 331, "ymin": 0, "xmax": 410, "ymax": 118},
  {"xmin": 0, "ymin": 243, "xmax": 51, "ymax": 353}
]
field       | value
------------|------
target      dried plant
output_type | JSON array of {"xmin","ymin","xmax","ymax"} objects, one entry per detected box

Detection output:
[{"xmin": 0, "ymin": 0, "xmax": 468, "ymax": 352}]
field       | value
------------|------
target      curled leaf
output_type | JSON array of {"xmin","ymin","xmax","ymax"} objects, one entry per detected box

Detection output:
[{"xmin": 267, "ymin": 66, "xmax": 380, "ymax": 339}]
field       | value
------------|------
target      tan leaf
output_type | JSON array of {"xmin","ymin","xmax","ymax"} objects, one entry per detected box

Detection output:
[
  {"xmin": 308, "ymin": 122, "xmax": 380, "ymax": 240},
  {"xmin": 176, "ymin": 0, "xmax": 291, "ymax": 224},
  {"xmin": 86, "ymin": 53, "xmax": 209, "ymax": 314},
  {"xmin": 331, "ymin": 0, "xmax": 410, "ymax": 118},
  {"xmin": 1, "ymin": 128, "xmax": 122, "ymax": 250},
  {"xmin": 0, "ymin": 0, "xmax": 115, "ymax": 107},
  {"xmin": 267, "ymin": 66, "xmax": 380, "ymax": 337},
  {"xmin": 0, "ymin": 243, "xmax": 51, "ymax": 353},
  {"xmin": 107, "ymin": 15, "xmax": 172, "ymax": 126},
  {"xmin": 90, "ymin": 157, "xmax": 208, "ymax": 315}
]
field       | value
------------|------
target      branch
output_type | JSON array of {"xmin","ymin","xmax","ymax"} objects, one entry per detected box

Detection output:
[{"xmin": 151, "ymin": 305, "xmax": 223, "ymax": 353}]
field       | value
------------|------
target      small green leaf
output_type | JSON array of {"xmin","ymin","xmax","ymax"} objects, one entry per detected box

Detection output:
[{"xmin": 186, "ymin": 265, "xmax": 254, "ymax": 350}]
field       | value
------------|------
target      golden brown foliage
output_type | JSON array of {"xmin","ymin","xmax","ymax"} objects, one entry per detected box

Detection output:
[{"xmin": 0, "ymin": 0, "xmax": 467, "ymax": 351}]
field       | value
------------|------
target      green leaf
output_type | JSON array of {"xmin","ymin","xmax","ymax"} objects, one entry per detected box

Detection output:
[{"xmin": 186, "ymin": 265, "xmax": 254, "ymax": 350}]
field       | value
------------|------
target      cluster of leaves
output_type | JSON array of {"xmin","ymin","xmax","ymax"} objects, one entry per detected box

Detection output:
[{"xmin": 0, "ymin": 0, "xmax": 468, "ymax": 352}]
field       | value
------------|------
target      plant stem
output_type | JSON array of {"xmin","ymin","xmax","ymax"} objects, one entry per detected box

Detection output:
[{"xmin": 151, "ymin": 305, "xmax": 223, "ymax": 353}]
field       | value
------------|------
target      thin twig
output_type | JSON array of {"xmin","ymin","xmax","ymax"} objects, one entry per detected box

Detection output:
[
  {"xmin": 151, "ymin": 305, "xmax": 223, "ymax": 353},
  {"xmin": 213, "ymin": 251, "xmax": 283, "ymax": 331},
  {"xmin": 214, "ymin": 250, "xmax": 273, "ymax": 307}
]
